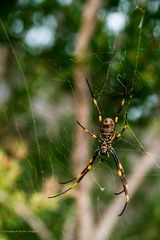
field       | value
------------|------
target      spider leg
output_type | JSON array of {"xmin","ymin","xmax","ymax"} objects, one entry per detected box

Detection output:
[
  {"xmin": 115, "ymin": 112, "xmax": 128, "ymax": 140},
  {"xmin": 59, "ymin": 178, "xmax": 77, "ymax": 184},
  {"xmin": 114, "ymin": 189, "xmax": 125, "ymax": 195},
  {"xmin": 110, "ymin": 147, "xmax": 129, "ymax": 216},
  {"xmin": 86, "ymin": 78, "xmax": 103, "ymax": 123},
  {"xmin": 53, "ymin": 121, "xmax": 100, "ymax": 187},
  {"xmin": 48, "ymin": 149, "xmax": 99, "ymax": 199},
  {"xmin": 114, "ymin": 90, "xmax": 126, "ymax": 129},
  {"xmin": 76, "ymin": 121, "xmax": 100, "ymax": 141},
  {"xmin": 48, "ymin": 187, "xmax": 72, "ymax": 198},
  {"xmin": 114, "ymin": 82, "xmax": 133, "ymax": 139}
]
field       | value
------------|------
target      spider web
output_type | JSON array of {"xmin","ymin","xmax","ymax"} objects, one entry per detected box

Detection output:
[
  {"xmin": 0, "ymin": 3, "xmax": 160, "ymax": 240},
  {"xmin": 87, "ymin": 8, "xmax": 160, "ymax": 240}
]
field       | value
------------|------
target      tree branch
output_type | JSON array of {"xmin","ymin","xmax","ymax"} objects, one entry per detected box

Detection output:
[
  {"xmin": 14, "ymin": 200, "xmax": 53, "ymax": 240},
  {"xmin": 72, "ymin": 0, "xmax": 103, "ymax": 240}
]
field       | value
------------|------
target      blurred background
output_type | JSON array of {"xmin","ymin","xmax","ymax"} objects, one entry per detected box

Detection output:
[{"xmin": 0, "ymin": 0, "xmax": 160, "ymax": 240}]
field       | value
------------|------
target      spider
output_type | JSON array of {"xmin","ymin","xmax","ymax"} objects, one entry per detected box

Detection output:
[{"xmin": 49, "ymin": 78, "xmax": 129, "ymax": 216}]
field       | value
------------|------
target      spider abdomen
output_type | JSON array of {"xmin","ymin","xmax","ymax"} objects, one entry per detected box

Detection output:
[{"xmin": 100, "ymin": 118, "xmax": 115, "ymax": 143}]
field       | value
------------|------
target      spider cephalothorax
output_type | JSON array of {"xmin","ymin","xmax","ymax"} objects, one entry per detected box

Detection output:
[{"xmin": 49, "ymin": 79, "xmax": 129, "ymax": 216}]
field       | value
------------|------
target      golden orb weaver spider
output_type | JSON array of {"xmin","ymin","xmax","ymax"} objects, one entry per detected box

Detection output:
[{"xmin": 49, "ymin": 78, "xmax": 129, "ymax": 216}]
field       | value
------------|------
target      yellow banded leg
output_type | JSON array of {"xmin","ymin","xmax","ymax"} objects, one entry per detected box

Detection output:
[
  {"xmin": 48, "ymin": 150, "xmax": 99, "ymax": 199},
  {"xmin": 117, "ymin": 162, "xmax": 129, "ymax": 216},
  {"xmin": 67, "ymin": 150, "xmax": 99, "ymax": 188},
  {"xmin": 93, "ymin": 98, "xmax": 102, "ymax": 123},
  {"xmin": 76, "ymin": 158, "xmax": 96, "ymax": 183},
  {"xmin": 110, "ymin": 148, "xmax": 129, "ymax": 216},
  {"xmin": 86, "ymin": 79, "xmax": 103, "ymax": 123},
  {"xmin": 76, "ymin": 121, "xmax": 98, "ymax": 140},
  {"xmin": 114, "ymin": 98, "xmax": 125, "ymax": 125},
  {"xmin": 114, "ymin": 112, "xmax": 128, "ymax": 141}
]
